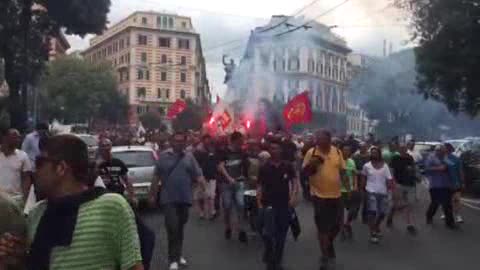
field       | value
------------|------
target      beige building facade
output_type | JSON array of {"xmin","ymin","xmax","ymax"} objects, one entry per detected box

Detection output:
[{"xmin": 83, "ymin": 11, "xmax": 211, "ymax": 124}]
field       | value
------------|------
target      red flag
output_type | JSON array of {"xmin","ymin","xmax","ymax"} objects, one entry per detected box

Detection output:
[
  {"xmin": 283, "ymin": 91, "xmax": 312, "ymax": 128},
  {"xmin": 167, "ymin": 99, "xmax": 187, "ymax": 119}
]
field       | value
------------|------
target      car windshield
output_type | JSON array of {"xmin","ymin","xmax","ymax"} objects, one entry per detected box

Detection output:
[
  {"xmin": 112, "ymin": 151, "xmax": 156, "ymax": 168},
  {"xmin": 78, "ymin": 135, "xmax": 98, "ymax": 147}
]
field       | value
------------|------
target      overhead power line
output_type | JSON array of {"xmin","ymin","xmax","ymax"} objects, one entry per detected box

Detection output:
[
  {"xmin": 275, "ymin": 0, "xmax": 352, "ymax": 37},
  {"xmin": 258, "ymin": 0, "xmax": 322, "ymax": 33}
]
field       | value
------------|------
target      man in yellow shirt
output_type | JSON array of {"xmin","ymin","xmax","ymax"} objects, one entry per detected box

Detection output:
[{"xmin": 302, "ymin": 130, "xmax": 347, "ymax": 270}]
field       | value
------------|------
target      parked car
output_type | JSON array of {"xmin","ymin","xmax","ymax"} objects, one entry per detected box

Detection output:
[
  {"xmin": 459, "ymin": 142, "xmax": 480, "ymax": 195},
  {"xmin": 111, "ymin": 146, "xmax": 159, "ymax": 201}
]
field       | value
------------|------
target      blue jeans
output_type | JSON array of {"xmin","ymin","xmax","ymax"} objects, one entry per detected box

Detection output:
[
  {"xmin": 261, "ymin": 207, "xmax": 290, "ymax": 267},
  {"xmin": 221, "ymin": 181, "xmax": 246, "ymax": 229}
]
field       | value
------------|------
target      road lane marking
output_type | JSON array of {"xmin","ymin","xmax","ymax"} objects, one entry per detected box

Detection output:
[
  {"xmin": 461, "ymin": 198, "xmax": 480, "ymax": 204},
  {"xmin": 462, "ymin": 202, "xmax": 480, "ymax": 211}
]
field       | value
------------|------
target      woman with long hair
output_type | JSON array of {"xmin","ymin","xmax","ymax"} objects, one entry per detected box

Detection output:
[{"xmin": 360, "ymin": 147, "xmax": 394, "ymax": 244}]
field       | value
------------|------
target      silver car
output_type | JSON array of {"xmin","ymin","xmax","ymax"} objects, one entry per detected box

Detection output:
[{"xmin": 111, "ymin": 146, "xmax": 158, "ymax": 200}]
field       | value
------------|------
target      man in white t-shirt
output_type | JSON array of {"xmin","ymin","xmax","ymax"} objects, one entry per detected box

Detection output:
[{"xmin": 0, "ymin": 129, "xmax": 32, "ymax": 205}]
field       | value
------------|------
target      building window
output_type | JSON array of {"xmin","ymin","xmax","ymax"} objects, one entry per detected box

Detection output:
[
  {"xmin": 142, "ymin": 17, "xmax": 147, "ymax": 25},
  {"xmin": 126, "ymin": 53, "xmax": 130, "ymax": 63},
  {"xmin": 178, "ymin": 39, "xmax": 190, "ymax": 50},
  {"xmin": 158, "ymin": 37, "xmax": 171, "ymax": 48},
  {"xmin": 113, "ymin": 42, "xmax": 118, "ymax": 52},
  {"xmin": 308, "ymin": 59, "xmax": 315, "ymax": 73},
  {"xmin": 107, "ymin": 46, "xmax": 112, "ymax": 55},
  {"xmin": 180, "ymin": 72, "xmax": 186, "ymax": 83},
  {"xmin": 120, "ymin": 55, "xmax": 124, "ymax": 64},
  {"xmin": 273, "ymin": 60, "xmax": 277, "ymax": 71},
  {"xmin": 161, "ymin": 55, "xmax": 167, "ymax": 64},
  {"xmin": 145, "ymin": 70, "xmax": 150, "ymax": 80},
  {"xmin": 137, "ymin": 87, "xmax": 146, "ymax": 98},
  {"xmin": 102, "ymin": 48, "xmax": 106, "ymax": 57},
  {"xmin": 161, "ymin": 72, "xmax": 167, "ymax": 81},
  {"xmin": 182, "ymin": 21, "xmax": 187, "ymax": 28},
  {"xmin": 137, "ymin": 69, "xmax": 144, "ymax": 80},
  {"xmin": 126, "ymin": 37, "xmax": 130, "ymax": 47},
  {"xmin": 157, "ymin": 16, "xmax": 162, "ymax": 26},
  {"xmin": 180, "ymin": 90, "xmax": 186, "ymax": 99},
  {"xmin": 157, "ymin": 88, "xmax": 162, "ymax": 98},
  {"xmin": 282, "ymin": 60, "xmax": 286, "ymax": 71},
  {"xmin": 166, "ymin": 88, "xmax": 170, "ymax": 99},
  {"xmin": 288, "ymin": 58, "xmax": 300, "ymax": 71},
  {"xmin": 169, "ymin": 18, "xmax": 174, "ymax": 28},
  {"xmin": 163, "ymin": 17, "xmax": 168, "ymax": 27},
  {"xmin": 138, "ymin": 35, "xmax": 148, "ymax": 45},
  {"xmin": 141, "ymin": 52, "xmax": 147, "ymax": 63},
  {"xmin": 180, "ymin": 56, "xmax": 187, "ymax": 65}
]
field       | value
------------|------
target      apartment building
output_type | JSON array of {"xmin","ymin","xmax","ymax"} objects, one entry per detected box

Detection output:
[{"xmin": 83, "ymin": 11, "xmax": 211, "ymax": 124}]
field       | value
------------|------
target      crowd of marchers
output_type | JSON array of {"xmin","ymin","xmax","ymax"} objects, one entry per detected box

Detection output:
[{"xmin": 0, "ymin": 124, "xmax": 466, "ymax": 270}]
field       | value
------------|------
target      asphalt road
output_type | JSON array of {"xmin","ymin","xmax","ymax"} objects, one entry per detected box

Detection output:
[{"xmin": 141, "ymin": 193, "xmax": 480, "ymax": 270}]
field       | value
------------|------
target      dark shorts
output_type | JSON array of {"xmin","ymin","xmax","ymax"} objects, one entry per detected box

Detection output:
[
  {"xmin": 341, "ymin": 192, "xmax": 361, "ymax": 218},
  {"xmin": 313, "ymin": 197, "xmax": 343, "ymax": 234}
]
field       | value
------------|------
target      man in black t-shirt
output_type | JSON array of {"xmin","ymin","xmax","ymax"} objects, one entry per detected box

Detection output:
[
  {"xmin": 258, "ymin": 138, "xmax": 299, "ymax": 270},
  {"xmin": 389, "ymin": 144, "xmax": 417, "ymax": 234},
  {"xmin": 194, "ymin": 135, "xmax": 220, "ymax": 220},
  {"xmin": 218, "ymin": 132, "xmax": 250, "ymax": 243},
  {"xmin": 97, "ymin": 139, "xmax": 137, "ymax": 207}
]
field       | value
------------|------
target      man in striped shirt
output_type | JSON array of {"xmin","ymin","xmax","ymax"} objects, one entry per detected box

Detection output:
[{"xmin": 0, "ymin": 134, "xmax": 143, "ymax": 270}]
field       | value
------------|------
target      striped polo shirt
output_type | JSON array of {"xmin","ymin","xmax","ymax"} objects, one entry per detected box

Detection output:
[{"xmin": 27, "ymin": 193, "xmax": 142, "ymax": 270}]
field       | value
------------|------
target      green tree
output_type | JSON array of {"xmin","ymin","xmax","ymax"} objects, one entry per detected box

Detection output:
[
  {"xmin": 39, "ymin": 56, "xmax": 128, "ymax": 124},
  {"xmin": 0, "ymin": 0, "xmax": 111, "ymax": 129},
  {"xmin": 396, "ymin": 0, "xmax": 480, "ymax": 116},
  {"xmin": 172, "ymin": 99, "xmax": 206, "ymax": 132}
]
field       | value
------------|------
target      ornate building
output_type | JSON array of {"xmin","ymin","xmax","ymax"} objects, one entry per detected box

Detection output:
[{"xmin": 229, "ymin": 15, "xmax": 352, "ymax": 133}]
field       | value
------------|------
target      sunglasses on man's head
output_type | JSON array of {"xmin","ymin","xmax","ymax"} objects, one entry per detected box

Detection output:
[{"xmin": 35, "ymin": 156, "xmax": 60, "ymax": 169}]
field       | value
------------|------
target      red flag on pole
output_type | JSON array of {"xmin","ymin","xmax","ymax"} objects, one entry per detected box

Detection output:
[
  {"xmin": 283, "ymin": 91, "xmax": 312, "ymax": 128},
  {"xmin": 166, "ymin": 99, "xmax": 187, "ymax": 119}
]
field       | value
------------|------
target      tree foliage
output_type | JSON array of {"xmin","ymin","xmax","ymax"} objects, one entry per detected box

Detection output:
[
  {"xmin": 139, "ymin": 112, "xmax": 166, "ymax": 131},
  {"xmin": 396, "ymin": 0, "xmax": 480, "ymax": 116},
  {"xmin": 172, "ymin": 99, "xmax": 206, "ymax": 132},
  {"xmin": 39, "ymin": 56, "xmax": 128, "ymax": 124},
  {"xmin": 0, "ymin": 0, "xmax": 111, "ymax": 129},
  {"xmin": 349, "ymin": 49, "xmax": 480, "ymax": 140}
]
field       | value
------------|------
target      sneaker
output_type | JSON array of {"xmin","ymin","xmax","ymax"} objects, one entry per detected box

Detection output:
[
  {"xmin": 209, "ymin": 212, "xmax": 218, "ymax": 221},
  {"xmin": 370, "ymin": 234, "xmax": 380, "ymax": 244},
  {"xmin": 407, "ymin": 225, "xmax": 417, "ymax": 236},
  {"xmin": 238, "ymin": 230, "xmax": 248, "ymax": 243},
  {"xmin": 456, "ymin": 215, "xmax": 464, "ymax": 224},
  {"xmin": 225, "ymin": 228, "xmax": 232, "ymax": 240},
  {"xmin": 169, "ymin": 262, "xmax": 179, "ymax": 270},
  {"xmin": 179, "ymin": 257, "xmax": 188, "ymax": 266}
]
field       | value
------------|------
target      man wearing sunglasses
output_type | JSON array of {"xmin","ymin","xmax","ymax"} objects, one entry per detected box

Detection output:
[{"xmin": 0, "ymin": 134, "xmax": 144, "ymax": 270}]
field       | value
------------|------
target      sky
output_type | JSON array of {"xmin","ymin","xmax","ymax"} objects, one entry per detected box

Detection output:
[{"xmin": 66, "ymin": 0, "xmax": 411, "ymax": 98}]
